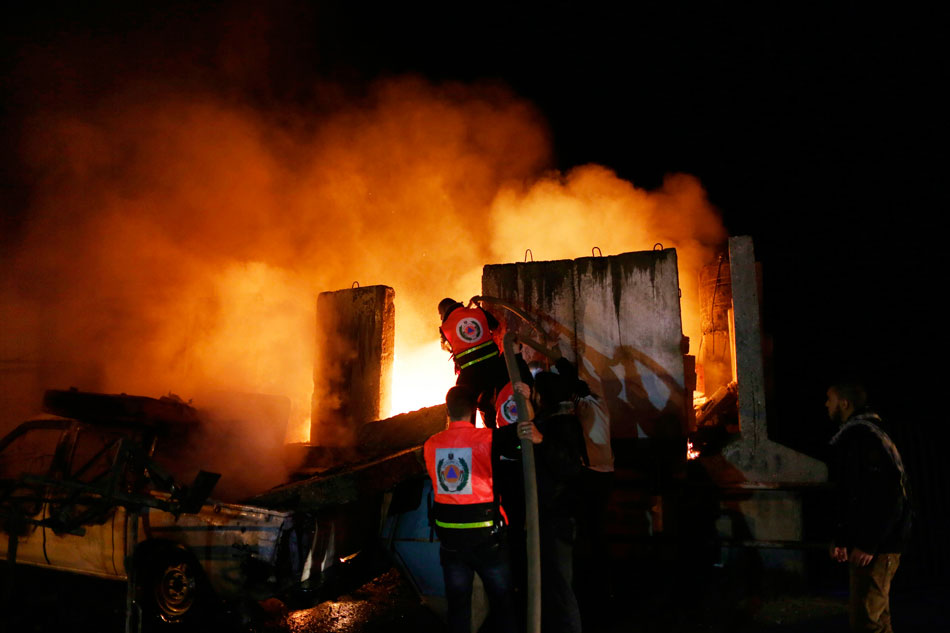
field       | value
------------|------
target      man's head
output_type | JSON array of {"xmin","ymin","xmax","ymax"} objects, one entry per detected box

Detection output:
[
  {"xmin": 553, "ymin": 357, "xmax": 591, "ymax": 399},
  {"xmin": 532, "ymin": 371, "xmax": 568, "ymax": 415},
  {"xmin": 445, "ymin": 385, "xmax": 477, "ymax": 423},
  {"xmin": 826, "ymin": 378, "xmax": 867, "ymax": 424},
  {"xmin": 438, "ymin": 298, "xmax": 462, "ymax": 322}
]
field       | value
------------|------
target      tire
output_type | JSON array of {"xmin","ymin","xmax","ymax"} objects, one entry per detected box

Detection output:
[{"xmin": 136, "ymin": 546, "xmax": 210, "ymax": 631}]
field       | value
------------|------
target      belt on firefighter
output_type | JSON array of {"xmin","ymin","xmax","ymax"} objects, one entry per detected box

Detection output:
[
  {"xmin": 455, "ymin": 341, "xmax": 498, "ymax": 369},
  {"xmin": 435, "ymin": 519, "xmax": 494, "ymax": 529}
]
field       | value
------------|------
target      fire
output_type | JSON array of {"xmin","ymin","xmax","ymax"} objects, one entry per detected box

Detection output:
[
  {"xmin": 687, "ymin": 439, "xmax": 701, "ymax": 460},
  {"xmin": 693, "ymin": 392, "xmax": 708, "ymax": 408},
  {"xmin": 2, "ymin": 73, "xmax": 726, "ymax": 449},
  {"xmin": 389, "ymin": 342, "xmax": 457, "ymax": 417}
]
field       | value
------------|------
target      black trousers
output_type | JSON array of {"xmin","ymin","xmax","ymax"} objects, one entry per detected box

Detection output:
[
  {"xmin": 540, "ymin": 515, "xmax": 582, "ymax": 633},
  {"xmin": 574, "ymin": 468, "xmax": 614, "ymax": 627},
  {"xmin": 456, "ymin": 354, "xmax": 509, "ymax": 426}
]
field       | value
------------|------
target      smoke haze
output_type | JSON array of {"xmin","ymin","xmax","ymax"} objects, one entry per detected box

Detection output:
[{"xmin": 0, "ymin": 4, "xmax": 725, "ymax": 497}]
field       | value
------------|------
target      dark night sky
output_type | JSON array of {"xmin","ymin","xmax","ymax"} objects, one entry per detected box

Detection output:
[{"xmin": 1, "ymin": 1, "xmax": 945, "ymax": 449}]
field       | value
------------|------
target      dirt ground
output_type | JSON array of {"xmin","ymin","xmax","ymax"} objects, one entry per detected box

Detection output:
[{"xmin": 3, "ymin": 561, "xmax": 947, "ymax": 633}]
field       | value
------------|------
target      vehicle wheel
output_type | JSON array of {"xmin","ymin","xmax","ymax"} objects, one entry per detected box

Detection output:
[{"xmin": 137, "ymin": 546, "xmax": 209, "ymax": 630}]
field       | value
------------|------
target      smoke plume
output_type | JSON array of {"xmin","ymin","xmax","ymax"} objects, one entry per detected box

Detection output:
[{"xmin": 1, "ymin": 9, "xmax": 725, "ymax": 499}]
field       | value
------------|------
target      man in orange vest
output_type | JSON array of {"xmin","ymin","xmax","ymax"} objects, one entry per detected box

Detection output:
[
  {"xmin": 439, "ymin": 298, "xmax": 510, "ymax": 426},
  {"xmin": 424, "ymin": 385, "xmax": 522, "ymax": 633}
]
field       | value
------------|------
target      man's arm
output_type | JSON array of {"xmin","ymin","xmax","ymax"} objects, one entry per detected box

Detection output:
[
  {"xmin": 479, "ymin": 306, "xmax": 500, "ymax": 331},
  {"xmin": 493, "ymin": 423, "xmax": 539, "ymax": 460},
  {"xmin": 849, "ymin": 547, "xmax": 874, "ymax": 566},
  {"xmin": 518, "ymin": 420, "xmax": 543, "ymax": 445}
]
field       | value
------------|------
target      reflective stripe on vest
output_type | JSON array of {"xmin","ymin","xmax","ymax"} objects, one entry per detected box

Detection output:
[
  {"xmin": 454, "ymin": 340, "xmax": 495, "ymax": 360},
  {"xmin": 435, "ymin": 519, "xmax": 494, "ymax": 529},
  {"xmin": 458, "ymin": 347, "xmax": 499, "ymax": 370}
]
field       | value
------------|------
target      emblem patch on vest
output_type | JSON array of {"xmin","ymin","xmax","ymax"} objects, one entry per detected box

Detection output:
[
  {"xmin": 436, "ymin": 447, "xmax": 472, "ymax": 494},
  {"xmin": 500, "ymin": 396, "xmax": 518, "ymax": 425},
  {"xmin": 456, "ymin": 318, "xmax": 483, "ymax": 343}
]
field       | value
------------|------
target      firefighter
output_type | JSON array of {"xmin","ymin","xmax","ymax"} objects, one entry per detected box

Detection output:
[
  {"xmin": 439, "ymin": 297, "xmax": 510, "ymax": 426},
  {"xmin": 424, "ymin": 385, "xmax": 522, "ymax": 633},
  {"xmin": 492, "ymin": 379, "xmax": 529, "ymax": 598}
]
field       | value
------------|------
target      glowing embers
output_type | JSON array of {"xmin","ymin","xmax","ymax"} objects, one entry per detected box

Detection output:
[
  {"xmin": 687, "ymin": 439, "xmax": 701, "ymax": 460},
  {"xmin": 338, "ymin": 551, "xmax": 360, "ymax": 564},
  {"xmin": 693, "ymin": 391, "xmax": 708, "ymax": 408}
]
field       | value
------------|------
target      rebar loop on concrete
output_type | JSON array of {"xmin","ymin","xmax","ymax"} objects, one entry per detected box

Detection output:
[
  {"xmin": 592, "ymin": 246, "xmax": 602, "ymax": 257},
  {"xmin": 469, "ymin": 295, "xmax": 553, "ymax": 349},
  {"xmin": 524, "ymin": 249, "xmax": 533, "ymax": 262}
]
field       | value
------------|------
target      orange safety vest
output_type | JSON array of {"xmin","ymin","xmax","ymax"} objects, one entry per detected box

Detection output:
[
  {"xmin": 440, "ymin": 307, "xmax": 499, "ymax": 370},
  {"xmin": 424, "ymin": 421, "xmax": 499, "ymax": 530},
  {"xmin": 494, "ymin": 382, "xmax": 520, "ymax": 427}
]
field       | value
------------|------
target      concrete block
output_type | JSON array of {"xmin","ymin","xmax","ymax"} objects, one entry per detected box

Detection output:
[
  {"xmin": 253, "ymin": 404, "xmax": 446, "ymax": 511},
  {"xmin": 482, "ymin": 259, "xmax": 576, "ymax": 354},
  {"xmin": 312, "ymin": 285, "xmax": 395, "ymax": 445},
  {"xmin": 483, "ymin": 249, "xmax": 688, "ymax": 440},
  {"xmin": 356, "ymin": 404, "xmax": 448, "ymax": 459},
  {"xmin": 574, "ymin": 251, "xmax": 687, "ymax": 440},
  {"xmin": 719, "ymin": 237, "xmax": 827, "ymax": 483}
]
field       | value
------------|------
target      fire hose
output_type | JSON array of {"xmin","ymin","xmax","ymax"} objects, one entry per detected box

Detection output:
[
  {"xmin": 502, "ymin": 332, "xmax": 541, "ymax": 633},
  {"xmin": 469, "ymin": 294, "xmax": 554, "ymax": 632},
  {"xmin": 469, "ymin": 295, "xmax": 562, "ymax": 362}
]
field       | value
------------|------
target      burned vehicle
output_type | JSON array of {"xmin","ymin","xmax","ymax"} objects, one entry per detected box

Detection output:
[{"xmin": 0, "ymin": 389, "xmax": 369, "ymax": 630}]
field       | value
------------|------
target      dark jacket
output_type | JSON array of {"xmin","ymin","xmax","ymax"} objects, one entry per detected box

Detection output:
[
  {"xmin": 830, "ymin": 410, "xmax": 912, "ymax": 554},
  {"xmin": 535, "ymin": 406, "xmax": 589, "ymax": 520}
]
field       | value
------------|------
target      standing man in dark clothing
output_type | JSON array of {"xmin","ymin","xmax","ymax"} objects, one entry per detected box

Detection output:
[
  {"xmin": 554, "ymin": 357, "xmax": 615, "ymax": 631},
  {"xmin": 826, "ymin": 379, "xmax": 912, "ymax": 633},
  {"xmin": 439, "ymin": 298, "xmax": 510, "ymax": 426},
  {"xmin": 424, "ymin": 385, "xmax": 520, "ymax": 633},
  {"xmin": 516, "ymin": 371, "xmax": 588, "ymax": 633}
]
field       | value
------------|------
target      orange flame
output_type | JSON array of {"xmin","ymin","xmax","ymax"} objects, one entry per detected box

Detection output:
[
  {"xmin": 2, "ymin": 77, "xmax": 725, "ymax": 452},
  {"xmin": 687, "ymin": 439, "xmax": 701, "ymax": 460}
]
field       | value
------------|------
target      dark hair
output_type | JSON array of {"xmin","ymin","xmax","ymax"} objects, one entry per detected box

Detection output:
[
  {"xmin": 554, "ymin": 358, "xmax": 577, "ymax": 383},
  {"xmin": 533, "ymin": 371, "xmax": 568, "ymax": 413},
  {"xmin": 438, "ymin": 298, "xmax": 462, "ymax": 322},
  {"xmin": 553, "ymin": 357, "xmax": 591, "ymax": 399},
  {"xmin": 830, "ymin": 378, "xmax": 868, "ymax": 411},
  {"xmin": 445, "ymin": 385, "xmax": 477, "ymax": 421}
]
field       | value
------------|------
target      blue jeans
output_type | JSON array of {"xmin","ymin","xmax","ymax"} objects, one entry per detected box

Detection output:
[{"xmin": 440, "ymin": 538, "xmax": 518, "ymax": 633}]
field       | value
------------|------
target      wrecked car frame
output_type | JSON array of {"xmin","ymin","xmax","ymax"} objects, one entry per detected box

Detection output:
[{"xmin": 0, "ymin": 391, "xmax": 363, "ymax": 631}]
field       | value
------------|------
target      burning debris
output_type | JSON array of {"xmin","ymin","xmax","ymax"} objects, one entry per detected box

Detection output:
[
  {"xmin": 1, "ymin": 16, "xmax": 825, "ymax": 630},
  {"xmin": 687, "ymin": 439, "xmax": 701, "ymax": 460},
  {"xmin": 1, "ymin": 236, "xmax": 834, "ymax": 633},
  {"xmin": 695, "ymin": 380, "xmax": 739, "ymax": 430},
  {"xmin": 2, "ymin": 65, "xmax": 726, "ymax": 451}
]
